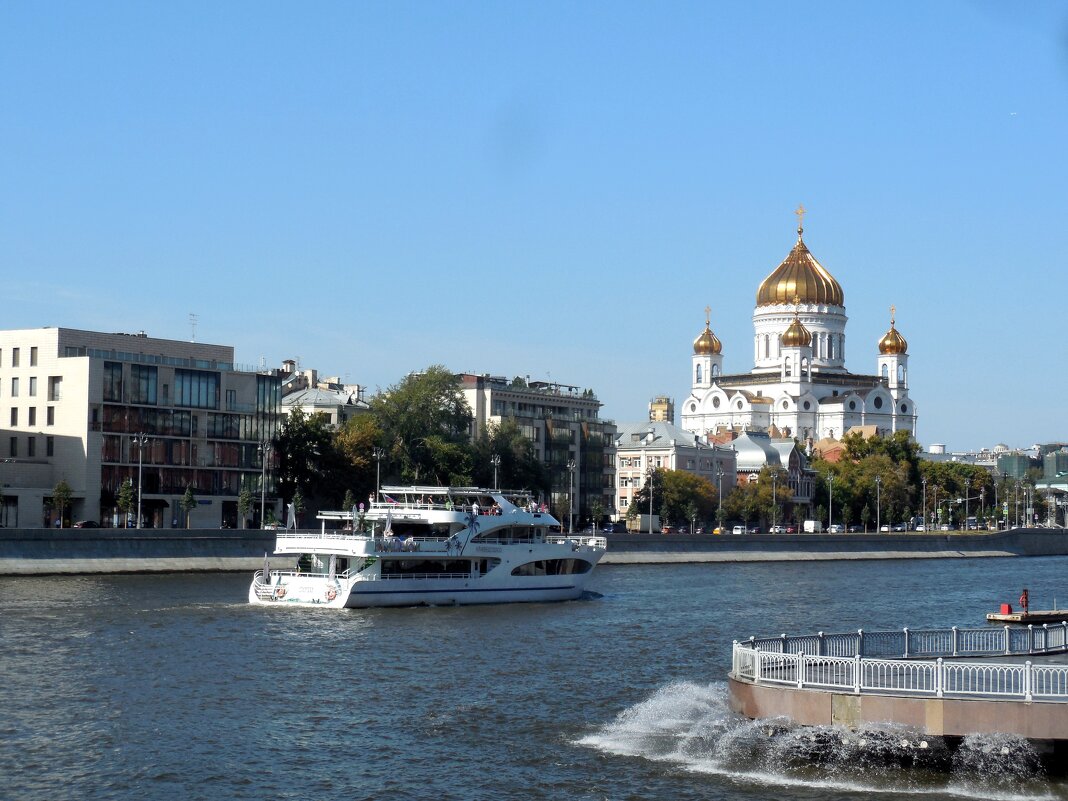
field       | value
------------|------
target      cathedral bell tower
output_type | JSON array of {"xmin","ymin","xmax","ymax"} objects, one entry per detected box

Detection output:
[
  {"xmin": 780, "ymin": 299, "xmax": 813, "ymax": 387},
  {"xmin": 877, "ymin": 306, "xmax": 909, "ymax": 397},
  {"xmin": 692, "ymin": 306, "xmax": 723, "ymax": 390}
]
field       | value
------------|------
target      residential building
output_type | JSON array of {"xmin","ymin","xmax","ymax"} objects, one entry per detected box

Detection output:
[
  {"xmin": 280, "ymin": 360, "xmax": 368, "ymax": 427},
  {"xmin": 613, "ymin": 421, "xmax": 737, "ymax": 520},
  {"xmin": 459, "ymin": 374, "xmax": 616, "ymax": 525},
  {"xmin": 648, "ymin": 396, "xmax": 675, "ymax": 424},
  {"xmin": 0, "ymin": 328, "xmax": 282, "ymax": 528}
]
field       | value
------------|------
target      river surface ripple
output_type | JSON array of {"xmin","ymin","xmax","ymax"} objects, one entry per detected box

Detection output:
[{"xmin": 3, "ymin": 556, "xmax": 1068, "ymax": 800}]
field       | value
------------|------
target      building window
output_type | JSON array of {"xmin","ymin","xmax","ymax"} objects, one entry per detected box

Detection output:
[
  {"xmin": 175, "ymin": 369, "xmax": 220, "ymax": 409},
  {"xmin": 130, "ymin": 364, "xmax": 158, "ymax": 404},
  {"xmin": 29, "ymin": 376, "xmax": 37, "ymax": 397},
  {"xmin": 28, "ymin": 407, "xmax": 36, "ymax": 426},
  {"xmin": 9, "ymin": 437, "xmax": 16, "ymax": 457},
  {"xmin": 27, "ymin": 437, "xmax": 35, "ymax": 458},
  {"xmin": 103, "ymin": 362, "xmax": 123, "ymax": 402},
  {"xmin": 11, "ymin": 348, "xmax": 19, "ymax": 367},
  {"xmin": 48, "ymin": 377, "xmax": 62, "ymax": 401},
  {"xmin": 30, "ymin": 347, "xmax": 37, "ymax": 367},
  {"xmin": 46, "ymin": 436, "xmax": 54, "ymax": 457},
  {"xmin": 46, "ymin": 406, "xmax": 55, "ymax": 425},
  {"xmin": 10, "ymin": 408, "xmax": 17, "ymax": 426},
  {"xmin": 10, "ymin": 377, "xmax": 18, "ymax": 397}
]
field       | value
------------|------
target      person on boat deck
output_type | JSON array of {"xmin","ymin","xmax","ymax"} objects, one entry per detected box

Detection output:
[
  {"xmin": 472, "ymin": 501, "xmax": 481, "ymax": 516},
  {"xmin": 445, "ymin": 499, "xmax": 453, "ymax": 510}
]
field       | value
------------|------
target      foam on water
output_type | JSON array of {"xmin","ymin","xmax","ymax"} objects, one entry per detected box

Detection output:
[{"xmin": 577, "ymin": 681, "xmax": 1058, "ymax": 800}]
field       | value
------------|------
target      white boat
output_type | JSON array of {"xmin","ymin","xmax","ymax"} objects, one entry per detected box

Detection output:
[{"xmin": 248, "ymin": 486, "xmax": 607, "ymax": 608}]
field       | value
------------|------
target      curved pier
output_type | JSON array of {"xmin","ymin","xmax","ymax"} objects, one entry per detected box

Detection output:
[{"xmin": 729, "ymin": 625, "xmax": 1068, "ymax": 743}]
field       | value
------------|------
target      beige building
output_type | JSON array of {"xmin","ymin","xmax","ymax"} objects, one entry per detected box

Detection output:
[
  {"xmin": 614, "ymin": 421, "xmax": 737, "ymax": 520},
  {"xmin": 0, "ymin": 328, "xmax": 282, "ymax": 528},
  {"xmin": 459, "ymin": 374, "xmax": 617, "ymax": 524}
]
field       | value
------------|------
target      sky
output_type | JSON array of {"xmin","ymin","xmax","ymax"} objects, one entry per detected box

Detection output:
[{"xmin": 2, "ymin": 2, "xmax": 1067, "ymax": 452}]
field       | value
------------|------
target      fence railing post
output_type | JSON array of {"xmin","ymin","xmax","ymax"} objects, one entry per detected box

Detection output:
[
  {"xmin": 936, "ymin": 657, "xmax": 944, "ymax": 698},
  {"xmin": 1025, "ymin": 660, "xmax": 1033, "ymax": 701},
  {"xmin": 1028, "ymin": 624, "xmax": 1035, "ymax": 654},
  {"xmin": 858, "ymin": 629, "xmax": 864, "ymax": 657},
  {"xmin": 782, "ymin": 633, "xmax": 788, "ymax": 654},
  {"xmin": 1063, "ymin": 621, "xmax": 1068, "ymax": 650},
  {"xmin": 732, "ymin": 640, "xmax": 739, "ymax": 675},
  {"xmin": 1043, "ymin": 623, "xmax": 1049, "ymax": 653},
  {"xmin": 903, "ymin": 627, "xmax": 910, "ymax": 658},
  {"xmin": 853, "ymin": 654, "xmax": 861, "ymax": 694},
  {"xmin": 754, "ymin": 650, "xmax": 762, "ymax": 685},
  {"xmin": 1005, "ymin": 625, "xmax": 1012, "ymax": 655},
  {"xmin": 797, "ymin": 652, "xmax": 805, "ymax": 689},
  {"xmin": 952, "ymin": 626, "xmax": 959, "ymax": 656},
  {"xmin": 818, "ymin": 631, "xmax": 825, "ymax": 656}
]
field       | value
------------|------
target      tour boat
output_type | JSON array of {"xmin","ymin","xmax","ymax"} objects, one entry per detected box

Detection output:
[{"xmin": 248, "ymin": 486, "xmax": 607, "ymax": 608}]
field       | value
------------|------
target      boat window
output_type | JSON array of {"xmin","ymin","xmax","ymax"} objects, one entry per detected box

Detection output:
[
  {"xmin": 510, "ymin": 559, "xmax": 592, "ymax": 577},
  {"xmin": 380, "ymin": 559, "xmax": 474, "ymax": 577}
]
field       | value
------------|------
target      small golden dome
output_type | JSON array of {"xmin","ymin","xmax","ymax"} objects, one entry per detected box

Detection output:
[
  {"xmin": 782, "ymin": 313, "xmax": 812, "ymax": 347},
  {"xmin": 756, "ymin": 213, "xmax": 844, "ymax": 307},
  {"xmin": 878, "ymin": 308, "xmax": 908, "ymax": 354},
  {"xmin": 693, "ymin": 324, "xmax": 722, "ymax": 355}
]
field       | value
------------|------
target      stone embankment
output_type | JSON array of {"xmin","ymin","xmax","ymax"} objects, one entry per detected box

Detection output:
[{"xmin": 600, "ymin": 528, "xmax": 1068, "ymax": 564}]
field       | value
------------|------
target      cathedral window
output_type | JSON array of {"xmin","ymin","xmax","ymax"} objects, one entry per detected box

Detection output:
[
  {"xmin": 873, "ymin": 397, "xmax": 884, "ymax": 409},
  {"xmin": 712, "ymin": 396, "xmax": 721, "ymax": 408},
  {"xmin": 784, "ymin": 357, "xmax": 791, "ymax": 377},
  {"xmin": 696, "ymin": 364, "xmax": 703, "ymax": 384},
  {"xmin": 881, "ymin": 364, "xmax": 889, "ymax": 379},
  {"xmin": 764, "ymin": 335, "xmax": 770, "ymax": 358},
  {"xmin": 897, "ymin": 365, "xmax": 906, "ymax": 384},
  {"xmin": 711, "ymin": 364, "xmax": 719, "ymax": 377}
]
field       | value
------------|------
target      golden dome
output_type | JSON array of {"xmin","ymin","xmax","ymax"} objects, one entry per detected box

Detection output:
[
  {"xmin": 693, "ymin": 307, "xmax": 722, "ymax": 355},
  {"xmin": 756, "ymin": 213, "xmax": 844, "ymax": 307},
  {"xmin": 878, "ymin": 307, "xmax": 908, "ymax": 354},
  {"xmin": 693, "ymin": 324, "xmax": 721, "ymax": 355},
  {"xmin": 782, "ymin": 313, "xmax": 812, "ymax": 347}
]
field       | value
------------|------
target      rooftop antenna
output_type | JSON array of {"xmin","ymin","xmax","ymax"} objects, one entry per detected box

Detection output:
[{"xmin": 189, "ymin": 313, "xmax": 199, "ymax": 343}]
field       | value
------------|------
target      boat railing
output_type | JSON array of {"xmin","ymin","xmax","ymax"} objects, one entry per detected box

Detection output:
[
  {"xmin": 362, "ymin": 572, "xmax": 473, "ymax": 582},
  {"xmin": 546, "ymin": 534, "xmax": 607, "ymax": 549}
]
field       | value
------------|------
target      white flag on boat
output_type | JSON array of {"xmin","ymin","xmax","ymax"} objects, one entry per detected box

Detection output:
[
  {"xmin": 384, "ymin": 507, "xmax": 394, "ymax": 536},
  {"xmin": 286, "ymin": 503, "xmax": 296, "ymax": 530}
]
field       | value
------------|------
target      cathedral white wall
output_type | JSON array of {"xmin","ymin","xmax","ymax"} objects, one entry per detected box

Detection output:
[{"xmin": 752, "ymin": 304, "xmax": 847, "ymax": 374}]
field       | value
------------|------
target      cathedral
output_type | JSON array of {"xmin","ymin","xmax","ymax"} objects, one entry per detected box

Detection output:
[{"xmin": 681, "ymin": 208, "xmax": 917, "ymax": 445}]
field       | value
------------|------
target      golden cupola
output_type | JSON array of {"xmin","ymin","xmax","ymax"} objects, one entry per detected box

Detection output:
[
  {"xmin": 693, "ymin": 308, "xmax": 722, "ymax": 355},
  {"xmin": 781, "ymin": 310, "xmax": 812, "ymax": 347},
  {"xmin": 878, "ymin": 307, "xmax": 908, "ymax": 354},
  {"xmin": 756, "ymin": 206, "xmax": 844, "ymax": 308}
]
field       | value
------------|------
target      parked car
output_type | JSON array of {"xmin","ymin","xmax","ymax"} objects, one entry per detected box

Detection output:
[
  {"xmin": 847, "ymin": 525, "xmax": 863, "ymax": 533},
  {"xmin": 786, "ymin": 525, "xmax": 797, "ymax": 534},
  {"xmin": 769, "ymin": 525, "xmax": 786, "ymax": 534},
  {"xmin": 879, "ymin": 524, "xmax": 890, "ymax": 532},
  {"xmin": 828, "ymin": 524, "xmax": 844, "ymax": 533},
  {"xmin": 602, "ymin": 523, "xmax": 616, "ymax": 534},
  {"xmin": 732, "ymin": 525, "xmax": 746, "ymax": 535},
  {"xmin": 748, "ymin": 526, "xmax": 761, "ymax": 534},
  {"xmin": 661, "ymin": 525, "xmax": 675, "ymax": 534},
  {"xmin": 73, "ymin": 520, "xmax": 99, "ymax": 528}
]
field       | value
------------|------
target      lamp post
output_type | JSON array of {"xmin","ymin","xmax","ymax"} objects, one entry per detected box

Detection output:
[
  {"xmin": 1015, "ymin": 481, "xmax": 1021, "ymax": 528},
  {"xmin": 647, "ymin": 463, "xmax": 655, "ymax": 535},
  {"xmin": 875, "ymin": 475, "xmax": 882, "ymax": 532},
  {"xmin": 133, "ymin": 433, "xmax": 148, "ymax": 529},
  {"xmin": 258, "ymin": 440, "xmax": 272, "ymax": 528},
  {"xmin": 772, "ymin": 471, "xmax": 778, "ymax": 531},
  {"xmin": 828, "ymin": 473, "xmax": 834, "ymax": 531},
  {"xmin": 567, "ymin": 459, "xmax": 576, "ymax": 534},
  {"xmin": 980, "ymin": 488, "xmax": 985, "ymax": 527},
  {"xmin": 932, "ymin": 483, "xmax": 938, "ymax": 528},
  {"xmin": 921, "ymin": 476, "xmax": 927, "ymax": 531},
  {"xmin": 964, "ymin": 478, "xmax": 971, "ymax": 528},
  {"xmin": 716, "ymin": 467, "xmax": 724, "ymax": 530},
  {"xmin": 490, "ymin": 454, "xmax": 501, "ymax": 491},
  {"xmin": 373, "ymin": 447, "xmax": 383, "ymax": 501}
]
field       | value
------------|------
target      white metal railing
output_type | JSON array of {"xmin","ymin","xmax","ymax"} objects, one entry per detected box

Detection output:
[
  {"xmin": 732, "ymin": 623, "xmax": 1068, "ymax": 702},
  {"xmin": 545, "ymin": 535, "xmax": 607, "ymax": 549}
]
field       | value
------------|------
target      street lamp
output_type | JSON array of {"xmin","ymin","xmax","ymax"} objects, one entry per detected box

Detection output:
[
  {"xmin": 921, "ymin": 476, "xmax": 927, "ymax": 531},
  {"xmin": 980, "ymin": 488, "xmax": 985, "ymax": 527},
  {"xmin": 258, "ymin": 440, "xmax": 272, "ymax": 528},
  {"xmin": 647, "ymin": 462, "xmax": 655, "ymax": 536},
  {"xmin": 716, "ymin": 467, "xmax": 724, "ymax": 530},
  {"xmin": 490, "ymin": 454, "xmax": 501, "ymax": 491},
  {"xmin": 1015, "ymin": 481, "xmax": 1021, "ymax": 528},
  {"xmin": 772, "ymin": 471, "xmax": 778, "ymax": 531},
  {"xmin": 373, "ymin": 447, "xmax": 383, "ymax": 501},
  {"xmin": 875, "ymin": 475, "xmax": 882, "ymax": 532},
  {"xmin": 567, "ymin": 459, "xmax": 576, "ymax": 534},
  {"xmin": 932, "ymin": 483, "xmax": 938, "ymax": 527},
  {"xmin": 964, "ymin": 478, "xmax": 971, "ymax": 528},
  {"xmin": 133, "ymin": 433, "xmax": 148, "ymax": 529},
  {"xmin": 828, "ymin": 473, "xmax": 833, "ymax": 531}
]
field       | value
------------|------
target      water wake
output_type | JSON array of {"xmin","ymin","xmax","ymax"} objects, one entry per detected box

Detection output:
[{"xmin": 577, "ymin": 681, "xmax": 1056, "ymax": 800}]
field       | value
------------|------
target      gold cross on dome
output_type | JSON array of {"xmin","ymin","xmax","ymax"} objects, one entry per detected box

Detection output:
[
  {"xmin": 704, "ymin": 305, "xmax": 711, "ymax": 326},
  {"xmin": 890, "ymin": 304, "xmax": 896, "ymax": 325},
  {"xmin": 795, "ymin": 204, "xmax": 806, "ymax": 232}
]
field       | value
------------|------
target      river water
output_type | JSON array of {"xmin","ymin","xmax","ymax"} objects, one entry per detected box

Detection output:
[{"xmin": 3, "ymin": 556, "xmax": 1068, "ymax": 801}]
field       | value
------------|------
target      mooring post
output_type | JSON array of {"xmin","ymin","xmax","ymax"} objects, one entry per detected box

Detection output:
[
  {"xmin": 952, "ymin": 626, "xmax": 958, "ymax": 657},
  {"xmin": 903, "ymin": 627, "xmax": 910, "ymax": 658},
  {"xmin": 853, "ymin": 653, "xmax": 861, "ymax": 694},
  {"xmin": 1024, "ymin": 660, "xmax": 1033, "ymax": 702},
  {"xmin": 935, "ymin": 657, "xmax": 944, "ymax": 698}
]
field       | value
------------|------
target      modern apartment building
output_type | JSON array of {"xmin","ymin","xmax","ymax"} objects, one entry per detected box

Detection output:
[
  {"xmin": 459, "ymin": 374, "xmax": 617, "ymax": 525},
  {"xmin": 0, "ymin": 328, "xmax": 282, "ymax": 528}
]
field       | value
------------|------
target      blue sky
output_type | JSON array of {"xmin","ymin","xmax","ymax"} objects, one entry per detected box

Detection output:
[{"xmin": 2, "ymin": 2, "xmax": 1066, "ymax": 451}]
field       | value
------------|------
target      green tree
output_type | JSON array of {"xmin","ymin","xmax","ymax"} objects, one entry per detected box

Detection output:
[
  {"xmin": 291, "ymin": 488, "xmax": 305, "ymax": 527},
  {"xmin": 370, "ymin": 366, "xmax": 474, "ymax": 485},
  {"xmin": 238, "ymin": 488, "xmax": 254, "ymax": 529},
  {"xmin": 342, "ymin": 489, "xmax": 356, "ymax": 513},
  {"xmin": 471, "ymin": 418, "xmax": 548, "ymax": 495},
  {"xmin": 117, "ymin": 477, "xmax": 136, "ymax": 525},
  {"xmin": 180, "ymin": 485, "xmax": 197, "ymax": 527},
  {"xmin": 588, "ymin": 498, "xmax": 605, "ymax": 531},
  {"xmin": 51, "ymin": 480, "xmax": 73, "ymax": 528},
  {"xmin": 658, "ymin": 470, "xmax": 718, "ymax": 525}
]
